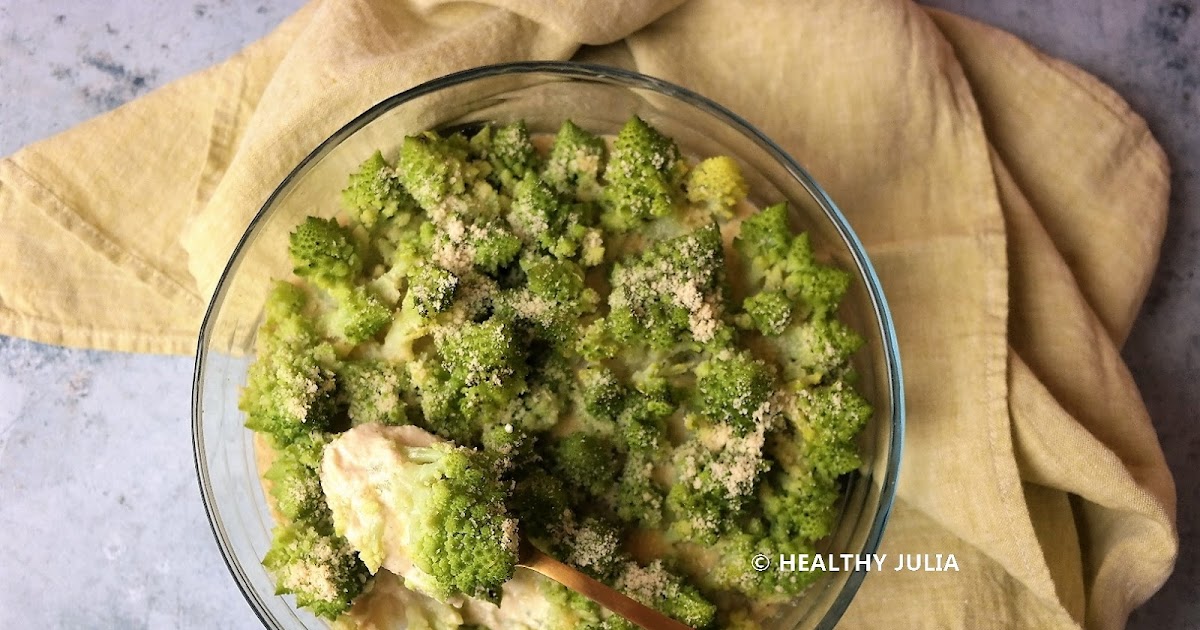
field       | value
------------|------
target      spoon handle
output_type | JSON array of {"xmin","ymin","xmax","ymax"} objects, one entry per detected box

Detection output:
[{"xmin": 518, "ymin": 545, "xmax": 694, "ymax": 630}]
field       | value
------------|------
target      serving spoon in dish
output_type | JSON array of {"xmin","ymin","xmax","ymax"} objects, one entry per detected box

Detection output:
[
  {"xmin": 517, "ymin": 537, "xmax": 694, "ymax": 630},
  {"xmin": 321, "ymin": 423, "xmax": 694, "ymax": 630}
]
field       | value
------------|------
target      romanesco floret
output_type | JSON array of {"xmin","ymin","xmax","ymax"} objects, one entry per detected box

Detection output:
[
  {"xmin": 543, "ymin": 119, "xmax": 607, "ymax": 202},
  {"xmin": 264, "ymin": 432, "xmax": 332, "ymax": 524},
  {"xmin": 601, "ymin": 116, "xmax": 687, "ymax": 231},
  {"xmin": 386, "ymin": 216, "xmax": 436, "ymax": 274},
  {"xmin": 493, "ymin": 257, "xmax": 597, "ymax": 348},
  {"xmin": 735, "ymin": 203, "xmax": 853, "ymax": 319},
  {"xmin": 435, "ymin": 317, "xmax": 527, "ymax": 414},
  {"xmin": 734, "ymin": 201, "xmax": 791, "ymax": 264},
  {"xmin": 774, "ymin": 316, "xmax": 864, "ymax": 383},
  {"xmin": 738, "ymin": 289, "xmax": 793, "ymax": 336},
  {"xmin": 577, "ymin": 318, "xmax": 620, "ymax": 361},
  {"xmin": 524, "ymin": 255, "xmax": 586, "ymax": 302},
  {"xmin": 541, "ymin": 580, "xmax": 604, "ymax": 630},
  {"xmin": 685, "ymin": 155, "xmax": 748, "ymax": 220},
  {"xmin": 407, "ymin": 356, "xmax": 475, "ymax": 445},
  {"xmin": 341, "ymin": 150, "xmax": 419, "ymax": 230},
  {"xmin": 695, "ymin": 351, "xmax": 777, "ymax": 435},
  {"xmin": 507, "ymin": 173, "xmax": 594, "ymax": 259},
  {"xmin": 262, "ymin": 522, "xmax": 370, "ymax": 620},
  {"xmin": 606, "ymin": 222, "xmax": 727, "ymax": 349},
  {"xmin": 432, "ymin": 217, "xmax": 522, "ymax": 278},
  {"xmin": 395, "ymin": 131, "xmax": 482, "ymax": 210},
  {"xmin": 549, "ymin": 433, "xmax": 622, "ymax": 498},
  {"xmin": 498, "ymin": 385, "xmax": 561, "ymax": 433},
  {"xmin": 481, "ymin": 421, "xmax": 536, "ymax": 473},
  {"xmin": 507, "ymin": 173, "xmax": 565, "ymax": 242},
  {"xmin": 789, "ymin": 380, "xmax": 872, "ymax": 480},
  {"xmin": 326, "ymin": 284, "xmax": 392, "ymax": 344},
  {"xmin": 614, "ymin": 453, "xmax": 664, "ymax": 528},
  {"xmin": 580, "ymin": 366, "xmax": 628, "ymax": 422},
  {"xmin": 337, "ymin": 359, "xmax": 409, "ymax": 427},
  {"xmin": 466, "ymin": 222, "xmax": 523, "ymax": 275},
  {"xmin": 288, "ymin": 216, "xmax": 363, "ymax": 286},
  {"xmin": 512, "ymin": 467, "xmax": 572, "ymax": 541},
  {"xmin": 760, "ymin": 467, "xmax": 841, "ymax": 545},
  {"xmin": 241, "ymin": 283, "xmax": 339, "ymax": 446},
  {"xmin": 472, "ymin": 121, "xmax": 540, "ymax": 194},
  {"xmin": 616, "ymin": 392, "xmax": 673, "ymax": 454},
  {"xmin": 387, "ymin": 441, "xmax": 520, "ymax": 602},
  {"xmin": 613, "ymin": 560, "xmax": 718, "ymax": 629},
  {"xmin": 406, "ymin": 263, "xmax": 459, "ymax": 318},
  {"xmin": 704, "ymin": 531, "xmax": 820, "ymax": 600},
  {"xmin": 784, "ymin": 232, "xmax": 852, "ymax": 319},
  {"xmin": 561, "ymin": 516, "xmax": 626, "ymax": 582},
  {"xmin": 667, "ymin": 436, "xmax": 765, "ymax": 543}
]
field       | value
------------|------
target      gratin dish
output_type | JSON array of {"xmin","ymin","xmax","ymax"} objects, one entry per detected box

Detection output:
[{"xmin": 193, "ymin": 62, "xmax": 904, "ymax": 629}]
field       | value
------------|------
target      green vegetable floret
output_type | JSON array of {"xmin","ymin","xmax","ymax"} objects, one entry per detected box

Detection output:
[
  {"xmin": 561, "ymin": 516, "xmax": 626, "ymax": 581},
  {"xmin": 737, "ymin": 290, "xmax": 793, "ymax": 336},
  {"xmin": 472, "ymin": 121, "xmax": 540, "ymax": 194},
  {"xmin": 326, "ymin": 284, "xmax": 392, "ymax": 344},
  {"xmin": 704, "ymin": 531, "xmax": 820, "ymax": 600},
  {"xmin": 383, "ymin": 441, "xmax": 520, "ymax": 602},
  {"xmin": 613, "ymin": 560, "xmax": 718, "ymax": 629},
  {"xmin": 263, "ymin": 432, "xmax": 331, "ymax": 524},
  {"xmin": 616, "ymin": 391, "xmax": 673, "ymax": 454},
  {"xmin": 436, "ymin": 317, "xmax": 528, "ymax": 414},
  {"xmin": 395, "ymin": 131, "xmax": 484, "ymax": 210},
  {"xmin": 606, "ymin": 222, "xmax": 729, "ymax": 349},
  {"xmin": 494, "ymin": 256, "xmax": 598, "ymax": 347},
  {"xmin": 666, "ymin": 434, "xmax": 768, "ymax": 543},
  {"xmin": 407, "ymin": 263, "xmax": 459, "ymax": 318},
  {"xmin": 734, "ymin": 201, "xmax": 791, "ymax": 262},
  {"xmin": 469, "ymin": 222, "xmax": 524, "ymax": 275},
  {"xmin": 498, "ymin": 384, "xmax": 562, "ymax": 433},
  {"xmin": 288, "ymin": 216, "xmax": 362, "ymax": 287},
  {"xmin": 507, "ymin": 173, "xmax": 594, "ymax": 260},
  {"xmin": 513, "ymin": 467, "xmax": 572, "ymax": 541},
  {"xmin": 407, "ymin": 356, "xmax": 476, "ymax": 446},
  {"xmin": 542, "ymin": 580, "xmax": 604, "ymax": 630},
  {"xmin": 481, "ymin": 421, "xmax": 537, "ymax": 473},
  {"xmin": 549, "ymin": 433, "xmax": 622, "ymax": 498},
  {"xmin": 695, "ymin": 351, "xmax": 778, "ymax": 435},
  {"xmin": 614, "ymin": 453, "xmax": 665, "ymax": 528},
  {"xmin": 789, "ymin": 380, "xmax": 872, "ymax": 480},
  {"xmin": 431, "ymin": 219, "xmax": 522, "ymax": 277},
  {"xmin": 735, "ymin": 202, "xmax": 852, "ymax": 319},
  {"xmin": 241, "ymin": 282, "xmax": 339, "ymax": 446},
  {"xmin": 601, "ymin": 116, "xmax": 688, "ymax": 232},
  {"xmin": 774, "ymin": 317, "xmax": 864, "ymax": 383},
  {"xmin": 580, "ymin": 366, "xmax": 628, "ymax": 422},
  {"xmin": 262, "ymin": 522, "xmax": 370, "ymax": 620},
  {"xmin": 685, "ymin": 155, "xmax": 748, "ymax": 220},
  {"xmin": 341, "ymin": 150, "xmax": 419, "ymax": 230},
  {"xmin": 760, "ymin": 466, "xmax": 841, "ymax": 546},
  {"xmin": 544, "ymin": 119, "xmax": 607, "ymax": 202},
  {"xmin": 338, "ymin": 359, "xmax": 409, "ymax": 427}
]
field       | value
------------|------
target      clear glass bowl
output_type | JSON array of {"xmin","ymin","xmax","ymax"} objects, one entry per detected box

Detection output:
[{"xmin": 193, "ymin": 62, "xmax": 904, "ymax": 630}]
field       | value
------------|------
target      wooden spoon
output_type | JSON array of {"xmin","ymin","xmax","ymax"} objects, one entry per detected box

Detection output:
[{"xmin": 517, "ymin": 537, "xmax": 694, "ymax": 630}]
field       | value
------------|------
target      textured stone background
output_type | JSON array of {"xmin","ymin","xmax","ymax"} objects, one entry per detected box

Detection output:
[{"xmin": 0, "ymin": 1, "xmax": 1194, "ymax": 627}]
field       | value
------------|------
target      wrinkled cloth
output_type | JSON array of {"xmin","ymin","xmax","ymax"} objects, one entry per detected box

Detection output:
[{"xmin": 0, "ymin": 1, "xmax": 1176, "ymax": 628}]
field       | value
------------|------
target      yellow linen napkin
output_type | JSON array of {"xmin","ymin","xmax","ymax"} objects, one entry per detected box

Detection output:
[{"xmin": 0, "ymin": 1, "xmax": 1176, "ymax": 628}]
